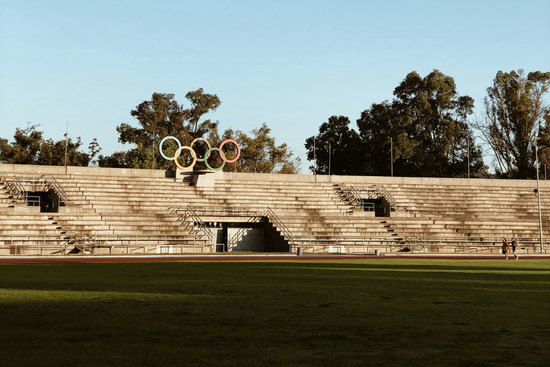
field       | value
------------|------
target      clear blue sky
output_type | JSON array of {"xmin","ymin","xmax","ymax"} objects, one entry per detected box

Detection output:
[{"xmin": 1, "ymin": 0, "xmax": 549, "ymax": 172}]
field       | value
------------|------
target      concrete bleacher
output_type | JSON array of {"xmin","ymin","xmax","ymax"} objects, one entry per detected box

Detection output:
[
  {"xmin": 0, "ymin": 163, "xmax": 548, "ymax": 255},
  {"xmin": 0, "ymin": 180, "xmax": 66, "ymax": 254},
  {"xmin": 199, "ymin": 178, "xmax": 392, "ymax": 250},
  {"xmin": 380, "ymin": 182, "xmax": 548, "ymax": 243}
]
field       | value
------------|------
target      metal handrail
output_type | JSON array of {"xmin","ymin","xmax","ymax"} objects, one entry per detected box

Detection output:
[
  {"xmin": 289, "ymin": 235, "xmax": 546, "ymax": 252},
  {"xmin": 344, "ymin": 185, "xmax": 398, "ymax": 211},
  {"xmin": 9, "ymin": 176, "xmax": 28, "ymax": 201},
  {"xmin": 187, "ymin": 206, "xmax": 214, "ymax": 242},
  {"xmin": 0, "ymin": 234, "xmax": 216, "ymax": 241},
  {"xmin": 265, "ymin": 207, "xmax": 294, "ymax": 245},
  {"xmin": 44, "ymin": 176, "xmax": 69, "ymax": 205},
  {"xmin": 348, "ymin": 186, "xmax": 363, "ymax": 207},
  {"xmin": 4, "ymin": 176, "xmax": 69, "ymax": 207},
  {"xmin": 169, "ymin": 206, "xmax": 294, "ymax": 247},
  {"xmin": 0, "ymin": 234, "xmax": 219, "ymax": 255},
  {"xmin": 1, "ymin": 234, "xmax": 545, "ymax": 255},
  {"xmin": 186, "ymin": 206, "xmax": 262, "ymax": 217},
  {"xmin": 4, "ymin": 177, "xmax": 42, "ymax": 206},
  {"xmin": 170, "ymin": 207, "xmax": 214, "ymax": 242},
  {"xmin": 0, "ymin": 234, "xmax": 544, "ymax": 246},
  {"xmin": 344, "ymin": 185, "xmax": 377, "ymax": 210},
  {"xmin": 377, "ymin": 185, "xmax": 397, "ymax": 210},
  {"xmin": 26, "ymin": 195, "xmax": 41, "ymax": 206}
]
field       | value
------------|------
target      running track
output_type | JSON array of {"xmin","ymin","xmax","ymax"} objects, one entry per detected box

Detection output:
[{"xmin": 1, "ymin": 254, "xmax": 549, "ymax": 263}]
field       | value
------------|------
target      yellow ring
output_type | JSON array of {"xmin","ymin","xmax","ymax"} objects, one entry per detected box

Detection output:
[
  {"xmin": 190, "ymin": 138, "xmax": 211, "ymax": 162},
  {"xmin": 173, "ymin": 146, "xmax": 197, "ymax": 171}
]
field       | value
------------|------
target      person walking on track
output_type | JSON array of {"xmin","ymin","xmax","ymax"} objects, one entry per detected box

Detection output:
[
  {"xmin": 511, "ymin": 237, "xmax": 519, "ymax": 260},
  {"xmin": 502, "ymin": 238, "xmax": 509, "ymax": 260}
]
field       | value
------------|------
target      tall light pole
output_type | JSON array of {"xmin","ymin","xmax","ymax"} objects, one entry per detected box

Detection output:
[
  {"xmin": 535, "ymin": 130, "xmax": 544, "ymax": 253},
  {"xmin": 328, "ymin": 143, "xmax": 331, "ymax": 176},
  {"xmin": 390, "ymin": 137, "xmax": 393, "ymax": 177},
  {"xmin": 152, "ymin": 126, "xmax": 156, "ymax": 169},
  {"xmin": 64, "ymin": 121, "xmax": 69, "ymax": 174},
  {"xmin": 467, "ymin": 136, "xmax": 470, "ymax": 179},
  {"xmin": 313, "ymin": 136, "xmax": 316, "ymax": 175}
]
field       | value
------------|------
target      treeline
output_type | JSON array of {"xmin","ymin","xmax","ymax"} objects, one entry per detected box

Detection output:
[
  {"xmin": 306, "ymin": 69, "xmax": 550, "ymax": 179},
  {"xmin": 1, "ymin": 69, "xmax": 549, "ymax": 178},
  {"xmin": 0, "ymin": 126, "xmax": 101, "ymax": 167},
  {"xmin": 0, "ymin": 89, "xmax": 300, "ymax": 174}
]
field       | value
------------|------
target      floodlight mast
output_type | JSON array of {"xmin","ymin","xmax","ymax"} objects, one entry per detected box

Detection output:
[
  {"xmin": 328, "ymin": 143, "xmax": 331, "ymax": 176},
  {"xmin": 390, "ymin": 137, "xmax": 393, "ymax": 177},
  {"xmin": 313, "ymin": 136, "xmax": 316, "ymax": 175},
  {"xmin": 64, "ymin": 121, "xmax": 68, "ymax": 174},
  {"xmin": 535, "ymin": 130, "xmax": 544, "ymax": 253},
  {"xmin": 467, "ymin": 136, "xmax": 470, "ymax": 179}
]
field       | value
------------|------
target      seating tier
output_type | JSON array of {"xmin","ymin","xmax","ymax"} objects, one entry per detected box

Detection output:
[{"xmin": 1, "ymin": 168, "xmax": 548, "ymax": 254}]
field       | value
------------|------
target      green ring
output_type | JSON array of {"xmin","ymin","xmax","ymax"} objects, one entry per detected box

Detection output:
[{"xmin": 204, "ymin": 147, "xmax": 226, "ymax": 171}]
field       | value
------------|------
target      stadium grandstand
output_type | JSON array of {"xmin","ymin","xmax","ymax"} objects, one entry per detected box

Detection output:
[{"xmin": 1, "ymin": 163, "xmax": 548, "ymax": 255}]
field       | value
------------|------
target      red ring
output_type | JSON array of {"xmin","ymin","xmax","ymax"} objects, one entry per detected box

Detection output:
[{"xmin": 219, "ymin": 139, "xmax": 241, "ymax": 163}]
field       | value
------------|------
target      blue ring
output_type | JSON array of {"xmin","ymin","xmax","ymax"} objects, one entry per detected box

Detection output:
[{"xmin": 159, "ymin": 136, "xmax": 181, "ymax": 161}]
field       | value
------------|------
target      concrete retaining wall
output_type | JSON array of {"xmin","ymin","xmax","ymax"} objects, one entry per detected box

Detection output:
[
  {"xmin": 0, "ymin": 163, "xmax": 166, "ymax": 178},
  {"xmin": 2, "ymin": 163, "xmax": 548, "ymax": 189}
]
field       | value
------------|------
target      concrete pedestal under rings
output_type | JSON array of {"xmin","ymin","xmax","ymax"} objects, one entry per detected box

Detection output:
[
  {"xmin": 174, "ymin": 146, "xmax": 197, "ymax": 171},
  {"xmin": 219, "ymin": 139, "xmax": 241, "ymax": 163},
  {"xmin": 190, "ymin": 138, "xmax": 211, "ymax": 162},
  {"xmin": 204, "ymin": 147, "xmax": 226, "ymax": 171},
  {"xmin": 159, "ymin": 136, "xmax": 182, "ymax": 161}
]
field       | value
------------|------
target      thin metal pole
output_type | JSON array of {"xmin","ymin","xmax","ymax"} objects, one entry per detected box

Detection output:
[
  {"xmin": 535, "ymin": 136, "xmax": 544, "ymax": 253},
  {"xmin": 467, "ymin": 136, "xmax": 470, "ymax": 179},
  {"xmin": 152, "ymin": 126, "xmax": 156, "ymax": 169},
  {"xmin": 328, "ymin": 143, "xmax": 331, "ymax": 176},
  {"xmin": 313, "ymin": 136, "xmax": 316, "ymax": 174},
  {"xmin": 64, "ymin": 121, "xmax": 69, "ymax": 174},
  {"xmin": 390, "ymin": 137, "xmax": 393, "ymax": 177}
]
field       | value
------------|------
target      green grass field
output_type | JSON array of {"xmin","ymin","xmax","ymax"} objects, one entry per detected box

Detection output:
[{"xmin": 0, "ymin": 259, "xmax": 549, "ymax": 366}]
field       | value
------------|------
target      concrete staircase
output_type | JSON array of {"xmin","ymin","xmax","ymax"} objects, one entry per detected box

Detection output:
[
  {"xmin": 197, "ymin": 179, "xmax": 394, "ymax": 251},
  {"xmin": 0, "ymin": 178, "xmax": 67, "ymax": 254}
]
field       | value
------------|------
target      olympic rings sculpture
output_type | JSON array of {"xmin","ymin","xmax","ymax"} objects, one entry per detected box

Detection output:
[{"xmin": 159, "ymin": 136, "xmax": 241, "ymax": 172}]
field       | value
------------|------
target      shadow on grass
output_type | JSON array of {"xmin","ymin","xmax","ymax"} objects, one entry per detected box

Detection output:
[
  {"xmin": 1, "ymin": 261, "xmax": 549, "ymax": 367},
  {"xmin": 0, "ymin": 260, "xmax": 549, "ymax": 295}
]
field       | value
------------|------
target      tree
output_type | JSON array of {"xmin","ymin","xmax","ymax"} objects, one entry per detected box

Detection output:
[
  {"xmin": 472, "ymin": 70, "xmax": 550, "ymax": 178},
  {"xmin": 356, "ymin": 70, "xmax": 484, "ymax": 177},
  {"xmin": 101, "ymin": 91, "xmax": 300, "ymax": 174},
  {"xmin": 36, "ymin": 137, "xmax": 91, "ymax": 166},
  {"xmin": 305, "ymin": 116, "xmax": 362, "ymax": 175},
  {"xmin": 0, "ymin": 124, "xmax": 43, "ymax": 164},
  {"xmin": 102, "ymin": 90, "xmax": 221, "ymax": 169},
  {"xmin": 0, "ymin": 123, "xmax": 95, "ymax": 166},
  {"xmin": 97, "ymin": 151, "xmax": 134, "ymax": 168},
  {"xmin": 183, "ymin": 89, "xmax": 221, "ymax": 138},
  {"xmin": 305, "ymin": 71, "xmax": 484, "ymax": 177},
  {"xmin": 356, "ymin": 102, "xmax": 406, "ymax": 175},
  {"xmin": 87, "ymin": 138, "xmax": 101, "ymax": 166},
  {"xmin": 228, "ymin": 123, "xmax": 300, "ymax": 173},
  {"xmin": 389, "ymin": 70, "xmax": 483, "ymax": 177},
  {"xmin": 111, "ymin": 93, "xmax": 185, "ymax": 169}
]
